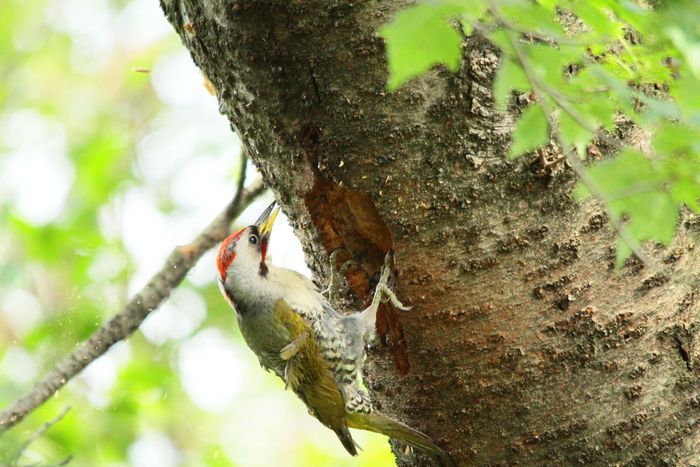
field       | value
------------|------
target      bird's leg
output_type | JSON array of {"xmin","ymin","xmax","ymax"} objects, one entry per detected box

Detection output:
[
  {"xmin": 359, "ymin": 253, "xmax": 411, "ymax": 337},
  {"xmin": 281, "ymin": 331, "xmax": 308, "ymax": 390},
  {"xmin": 280, "ymin": 330, "xmax": 309, "ymax": 360},
  {"xmin": 321, "ymin": 248, "xmax": 357, "ymax": 302},
  {"xmin": 372, "ymin": 253, "xmax": 411, "ymax": 310}
]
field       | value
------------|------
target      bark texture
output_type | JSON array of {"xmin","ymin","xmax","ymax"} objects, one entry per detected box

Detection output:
[{"xmin": 160, "ymin": 1, "xmax": 700, "ymax": 465}]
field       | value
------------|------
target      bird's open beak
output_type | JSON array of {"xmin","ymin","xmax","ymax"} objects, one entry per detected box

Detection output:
[{"xmin": 255, "ymin": 201, "xmax": 280, "ymax": 239}]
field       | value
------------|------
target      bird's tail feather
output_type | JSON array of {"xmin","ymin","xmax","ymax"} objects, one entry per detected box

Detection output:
[
  {"xmin": 335, "ymin": 424, "xmax": 360, "ymax": 456},
  {"xmin": 346, "ymin": 412, "xmax": 455, "ymax": 466}
]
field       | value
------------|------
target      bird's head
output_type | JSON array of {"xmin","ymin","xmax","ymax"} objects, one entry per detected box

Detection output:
[{"xmin": 217, "ymin": 201, "xmax": 280, "ymax": 285}]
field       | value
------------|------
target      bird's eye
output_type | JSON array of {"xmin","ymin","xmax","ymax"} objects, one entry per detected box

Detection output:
[{"xmin": 249, "ymin": 235, "xmax": 258, "ymax": 245}]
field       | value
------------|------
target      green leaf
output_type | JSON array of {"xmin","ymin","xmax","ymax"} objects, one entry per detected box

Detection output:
[
  {"xmin": 461, "ymin": 18, "xmax": 474, "ymax": 36},
  {"xmin": 558, "ymin": 109, "xmax": 594, "ymax": 156},
  {"xmin": 538, "ymin": 0, "xmax": 557, "ymax": 11},
  {"xmin": 584, "ymin": 149, "xmax": 658, "ymax": 195},
  {"xmin": 570, "ymin": 2, "xmax": 623, "ymax": 38},
  {"xmin": 600, "ymin": 0, "xmax": 650, "ymax": 32},
  {"xmin": 637, "ymin": 94, "xmax": 681, "ymax": 125},
  {"xmin": 666, "ymin": 26, "xmax": 700, "ymax": 79},
  {"xmin": 652, "ymin": 123, "xmax": 697, "ymax": 157},
  {"xmin": 615, "ymin": 239, "xmax": 632, "ymax": 269},
  {"xmin": 525, "ymin": 42, "xmax": 586, "ymax": 91},
  {"xmin": 509, "ymin": 103, "xmax": 549, "ymax": 158},
  {"xmin": 574, "ymin": 182, "xmax": 591, "ymax": 200},
  {"xmin": 500, "ymin": 2, "xmax": 564, "ymax": 36},
  {"xmin": 493, "ymin": 59, "xmax": 530, "ymax": 108},
  {"xmin": 671, "ymin": 179, "xmax": 700, "ymax": 213},
  {"xmin": 615, "ymin": 190, "xmax": 678, "ymax": 266},
  {"xmin": 617, "ymin": 191, "xmax": 678, "ymax": 253},
  {"xmin": 380, "ymin": 2, "xmax": 463, "ymax": 90},
  {"xmin": 586, "ymin": 65, "xmax": 635, "ymax": 116},
  {"xmin": 670, "ymin": 72, "xmax": 700, "ymax": 122},
  {"xmin": 460, "ymin": 1, "xmax": 488, "ymax": 36},
  {"xmin": 578, "ymin": 149, "xmax": 680, "ymax": 266},
  {"xmin": 585, "ymin": 93, "xmax": 616, "ymax": 130},
  {"xmin": 488, "ymin": 29, "xmax": 515, "ymax": 56}
]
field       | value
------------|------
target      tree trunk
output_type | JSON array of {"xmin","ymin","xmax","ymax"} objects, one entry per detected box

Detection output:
[{"xmin": 159, "ymin": 1, "xmax": 700, "ymax": 465}]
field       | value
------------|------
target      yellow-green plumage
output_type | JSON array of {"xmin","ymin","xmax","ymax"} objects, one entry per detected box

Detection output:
[
  {"xmin": 273, "ymin": 299, "xmax": 358, "ymax": 455},
  {"xmin": 273, "ymin": 300, "xmax": 454, "ymax": 466},
  {"xmin": 217, "ymin": 216, "xmax": 453, "ymax": 465}
]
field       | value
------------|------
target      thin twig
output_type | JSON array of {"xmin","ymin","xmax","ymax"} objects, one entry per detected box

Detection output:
[
  {"xmin": 603, "ymin": 181, "xmax": 667, "ymax": 203},
  {"xmin": 489, "ymin": 3, "xmax": 658, "ymax": 270},
  {"xmin": 0, "ymin": 157, "xmax": 265, "ymax": 435},
  {"xmin": 11, "ymin": 406, "xmax": 71, "ymax": 465},
  {"xmin": 19, "ymin": 456, "xmax": 73, "ymax": 467}
]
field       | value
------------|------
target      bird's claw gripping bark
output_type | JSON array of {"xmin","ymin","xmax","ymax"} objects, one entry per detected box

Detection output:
[
  {"xmin": 360, "ymin": 252, "xmax": 411, "ymax": 338},
  {"xmin": 370, "ymin": 252, "xmax": 411, "ymax": 312}
]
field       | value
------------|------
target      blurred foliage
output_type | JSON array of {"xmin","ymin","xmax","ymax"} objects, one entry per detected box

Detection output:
[
  {"xmin": 0, "ymin": 0, "xmax": 393, "ymax": 466},
  {"xmin": 382, "ymin": 0, "xmax": 700, "ymax": 266}
]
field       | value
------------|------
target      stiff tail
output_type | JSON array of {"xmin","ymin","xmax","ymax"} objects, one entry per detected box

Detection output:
[
  {"xmin": 346, "ymin": 412, "xmax": 455, "ymax": 467},
  {"xmin": 334, "ymin": 423, "xmax": 359, "ymax": 456}
]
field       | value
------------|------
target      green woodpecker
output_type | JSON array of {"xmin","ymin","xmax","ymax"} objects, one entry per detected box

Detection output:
[{"xmin": 216, "ymin": 201, "xmax": 453, "ymax": 465}]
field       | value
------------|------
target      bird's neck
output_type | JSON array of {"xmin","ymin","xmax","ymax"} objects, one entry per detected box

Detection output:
[
  {"xmin": 224, "ymin": 262, "xmax": 322, "ymax": 316},
  {"xmin": 224, "ymin": 260, "xmax": 280, "ymax": 310}
]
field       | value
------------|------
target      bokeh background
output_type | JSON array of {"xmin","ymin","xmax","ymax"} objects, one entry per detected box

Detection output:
[{"xmin": 0, "ymin": 0, "xmax": 393, "ymax": 465}]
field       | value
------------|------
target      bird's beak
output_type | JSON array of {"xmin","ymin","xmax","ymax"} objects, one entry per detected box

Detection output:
[{"xmin": 255, "ymin": 201, "xmax": 280, "ymax": 240}]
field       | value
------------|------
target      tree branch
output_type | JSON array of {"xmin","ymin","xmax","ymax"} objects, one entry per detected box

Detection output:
[{"xmin": 0, "ymin": 159, "xmax": 265, "ymax": 434}]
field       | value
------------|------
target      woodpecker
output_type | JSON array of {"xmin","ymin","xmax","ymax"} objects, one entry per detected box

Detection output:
[{"xmin": 216, "ymin": 201, "xmax": 453, "ymax": 465}]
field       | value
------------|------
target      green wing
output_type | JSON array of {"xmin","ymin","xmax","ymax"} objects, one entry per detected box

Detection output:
[{"xmin": 272, "ymin": 299, "xmax": 358, "ymax": 456}]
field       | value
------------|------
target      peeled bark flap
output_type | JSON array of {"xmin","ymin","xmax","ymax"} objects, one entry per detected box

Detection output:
[
  {"xmin": 304, "ymin": 171, "xmax": 409, "ymax": 374},
  {"xmin": 161, "ymin": 1, "xmax": 700, "ymax": 465}
]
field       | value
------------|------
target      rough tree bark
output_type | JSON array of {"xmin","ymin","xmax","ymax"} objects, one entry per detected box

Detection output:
[{"xmin": 160, "ymin": 1, "xmax": 700, "ymax": 465}]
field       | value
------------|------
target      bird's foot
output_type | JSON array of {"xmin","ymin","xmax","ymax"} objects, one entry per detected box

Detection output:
[
  {"xmin": 359, "ymin": 252, "xmax": 411, "ymax": 335},
  {"xmin": 281, "ymin": 331, "xmax": 308, "ymax": 391},
  {"xmin": 280, "ymin": 331, "xmax": 309, "ymax": 360},
  {"xmin": 368, "ymin": 252, "xmax": 411, "ymax": 312}
]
